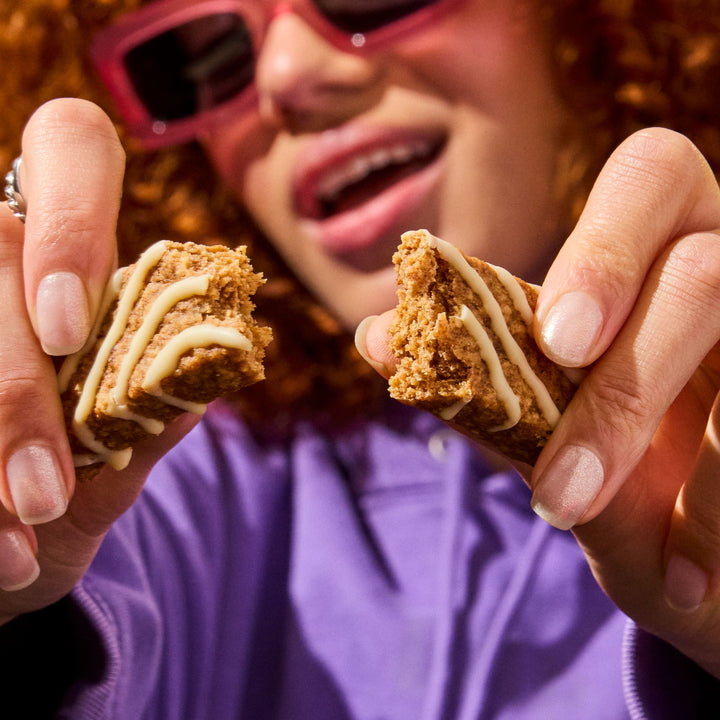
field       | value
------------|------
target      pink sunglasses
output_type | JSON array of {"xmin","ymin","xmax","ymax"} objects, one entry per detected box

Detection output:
[{"xmin": 91, "ymin": 0, "xmax": 465, "ymax": 148}]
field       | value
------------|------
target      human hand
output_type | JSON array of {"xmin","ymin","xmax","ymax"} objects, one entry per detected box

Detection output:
[
  {"xmin": 526, "ymin": 127, "xmax": 720, "ymax": 678},
  {"xmin": 0, "ymin": 99, "xmax": 197, "ymax": 623},
  {"xmin": 358, "ymin": 127, "xmax": 720, "ymax": 678}
]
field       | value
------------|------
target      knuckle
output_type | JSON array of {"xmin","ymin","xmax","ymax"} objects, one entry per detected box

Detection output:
[
  {"xmin": 33, "ymin": 197, "xmax": 107, "ymax": 251},
  {"xmin": 0, "ymin": 372, "xmax": 53, "ymax": 413},
  {"xmin": 568, "ymin": 244, "xmax": 637, "ymax": 300},
  {"xmin": 677, "ymin": 495, "xmax": 720, "ymax": 558},
  {"xmin": 583, "ymin": 367, "xmax": 654, "ymax": 439},
  {"xmin": 662, "ymin": 234, "xmax": 720, "ymax": 307}
]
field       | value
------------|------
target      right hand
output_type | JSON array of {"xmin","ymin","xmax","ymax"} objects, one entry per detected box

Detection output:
[{"xmin": 0, "ymin": 98, "xmax": 197, "ymax": 623}]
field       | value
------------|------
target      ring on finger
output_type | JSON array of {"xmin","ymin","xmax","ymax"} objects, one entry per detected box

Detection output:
[{"xmin": 4, "ymin": 156, "xmax": 26, "ymax": 223}]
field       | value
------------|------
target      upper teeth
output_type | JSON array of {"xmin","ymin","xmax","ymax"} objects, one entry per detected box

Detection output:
[{"xmin": 316, "ymin": 141, "xmax": 434, "ymax": 201}]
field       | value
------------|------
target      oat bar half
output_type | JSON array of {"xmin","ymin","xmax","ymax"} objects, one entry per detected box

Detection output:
[
  {"xmin": 389, "ymin": 229, "xmax": 577, "ymax": 465},
  {"xmin": 58, "ymin": 240, "xmax": 272, "ymax": 478}
]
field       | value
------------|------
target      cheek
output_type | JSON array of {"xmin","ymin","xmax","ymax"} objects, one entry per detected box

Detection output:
[
  {"xmin": 241, "ymin": 151, "xmax": 326, "ymax": 290},
  {"xmin": 242, "ymin": 160, "xmax": 274, "ymax": 222},
  {"xmin": 203, "ymin": 116, "xmax": 278, "ymax": 207},
  {"xmin": 205, "ymin": 124, "xmax": 298, "ymax": 249},
  {"xmin": 242, "ymin": 156, "xmax": 298, "ymax": 259}
]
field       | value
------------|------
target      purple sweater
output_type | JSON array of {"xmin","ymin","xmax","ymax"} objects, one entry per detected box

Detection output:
[{"xmin": 3, "ymin": 402, "xmax": 716, "ymax": 718}]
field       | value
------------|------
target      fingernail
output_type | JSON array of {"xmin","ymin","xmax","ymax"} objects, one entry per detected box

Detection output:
[
  {"xmin": 354, "ymin": 316, "xmax": 391, "ymax": 375},
  {"xmin": 6, "ymin": 445, "xmax": 69, "ymax": 525},
  {"xmin": 664, "ymin": 554, "xmax": 708, "ymax": 613},
  {"xmin": 36, "ymin": 272, "xmax": 90, "ymax": 355},
  {"xmin": 540, "ymin": 291, "xmax": 604, "ymax": 367},
  {"xmin": 531, "ymin": 445, "xmax": 604, "ymax": 530},
  {"xmin": 0, "ymin": 529, "xmax": 40, "ymax": 591}
]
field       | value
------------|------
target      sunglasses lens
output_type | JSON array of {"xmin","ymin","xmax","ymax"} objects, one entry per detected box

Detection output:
[
  {"xmin": 315, "ymin": 0, "xmax": 443, "ymax": 33},
  {"xmin": 125, "ymin": 13, "xmax": 254, "ymax": 122}
]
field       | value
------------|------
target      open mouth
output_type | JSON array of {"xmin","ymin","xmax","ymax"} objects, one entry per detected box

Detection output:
[{"xmin": 296, "ymin": 133, "xmax": 445, "ymax": 221}]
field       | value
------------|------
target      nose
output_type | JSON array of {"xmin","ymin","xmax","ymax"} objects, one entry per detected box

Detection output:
[{"xmin": 254, "ymin": 11, "xmax": 377, "ymax": 131}]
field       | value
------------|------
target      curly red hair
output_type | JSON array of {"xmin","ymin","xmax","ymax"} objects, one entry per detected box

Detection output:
[
  {"xmin": 1, "ymin": 0, "xmax": 719, "ymax": 430},
  {"xmin": 542, "ymin": 0, "xmax": 720, "ymax": 220}
]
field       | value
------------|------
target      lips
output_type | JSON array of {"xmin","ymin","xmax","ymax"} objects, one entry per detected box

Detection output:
[{"xmin": 293, "ymin": 124, "xmax": 446, "ymax": 258}]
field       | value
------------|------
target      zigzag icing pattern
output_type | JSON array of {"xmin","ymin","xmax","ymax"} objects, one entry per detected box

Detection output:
[
  {"xmin": 58, "ymin": 240, "xmax": 251, "ymax": 470},
  {"xmin": 428, "ymin": 234, "xmax": 560, "ymax": 431}
]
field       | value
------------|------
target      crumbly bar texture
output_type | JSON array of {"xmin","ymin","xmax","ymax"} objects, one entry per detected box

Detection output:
[
  {"xmin": 58, "ymin": 241, "xmax": 272, "ymax": 480},
  {"xmin": 389, "ymin": 230, "xmax": 577, "ymax": 465}
]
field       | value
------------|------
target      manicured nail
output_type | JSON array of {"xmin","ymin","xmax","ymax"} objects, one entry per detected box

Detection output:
[
  {"xmin": 664, "ymin": 554, "xmax": 708, "ymax": 613},
  {"xmin": 540, "ymin": 291, "xmax": 604, "ymax": 367},
  {"xmin": 354, "ymin": 316, "xmax": 391, "ymax": 375},
  {"xmin": 0, "ymin": 529, "xmax": 40, "ymax": 591},
  {"xmin": 531, "ymin": 445, "xmax": 604, "ymax": 530},
  {"xmin": 36, "ymin": 271, "xmax": 90, "ymax": 355},
  {"xmin": 6, "ymin": 445, "xmax": 69, "ymax": 525}
]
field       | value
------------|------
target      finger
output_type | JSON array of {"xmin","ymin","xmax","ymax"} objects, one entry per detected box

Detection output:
[
  {"xmin": 20, "ymin": 98, "xmax": 125, "ymax": 356},
  {"xmin": 531, "ymin": 228, "xmax": 720, "ymax": 529},
  {"xmin": 535, "ymin": 128, "xmax": 720, "ymax": 368},
  {"xmin": 354, "ymin": 311, "xmax": 397, "ymax": 378},
  {"xmin": 0, "ymin": 516, "xmax": 39, "ymax": 593},
  {"xmin": 66, "ymin": 412, "xmax": 202, "ymax": 539},
  {"xmin": 663, "ymin": 391, "xmax": 720, "ymax": 613},
  {"xmin": 0, "ymin": 207, "xmax": 74, "ymax": 525},
  {"xmin": 0, "ymin": 413, "xmax": 202, "ymax": 623}
]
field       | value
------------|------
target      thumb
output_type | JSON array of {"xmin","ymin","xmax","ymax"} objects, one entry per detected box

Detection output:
[
  {"xmin": 355, "ymin": 311, "xmax": 397, "ymax": 378},
  {"xmin": 67, "ymin": 411, "xmax": 201, "ymax": 538}
]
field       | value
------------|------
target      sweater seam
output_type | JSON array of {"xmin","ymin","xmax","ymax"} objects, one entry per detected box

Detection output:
[{"xmin": 621, "ymin": 620, "xmax": 647, "ymax": 720}]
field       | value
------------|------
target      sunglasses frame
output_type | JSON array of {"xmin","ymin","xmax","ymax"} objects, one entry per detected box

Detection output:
[{"xmin": 91, "ymin": 0, "xmax": 465, "ymax": 147}]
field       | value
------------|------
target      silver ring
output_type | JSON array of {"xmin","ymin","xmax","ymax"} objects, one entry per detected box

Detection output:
[{"xmin": 4, "ymin": 156, "xmax": 26, "ymax": 223}]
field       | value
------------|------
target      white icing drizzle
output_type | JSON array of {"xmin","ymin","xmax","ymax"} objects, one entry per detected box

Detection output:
[
  {"xmin": 488, "ymin": 262, "xmax": 534, "ymax": 325},
  {"xmin": 57, "ymin": 268, "xmax": 123, "ymax": 393},
  {"xmin": 112, "ymin": 274, "xmax": 211, "ymax": 411},
  {"xmin": 425, "ymin": 232, "xmax": 561, "ymax": 430},
  {"xmin": 143, "ymin": 325, "xmax": 251, "ymax": 397},
  {"xmin": 105, "ymin": 405, "xmax": 165, "ymax": 435},
  {"xmin": 61, "ymin": 240, "xmax": 253, "ymax": 470},
  {"xmin": 72, "ymin": 452, "xmax": 108, "ymax": 468},
  {"xmin": 456, "ymin": 305, "xmax": 521, "ymax": 431},
  {"xmin": 439, "ymin": 398, "xmax": 471, "ymax": 421},
  {"xmin": 74, "ymin": 242, "xmax": 168, "ymax": 424},
  {"xmin": 68, "ymin": 242, "xmax": 169, "ymax": 468},
  {"xmin": 152, "ymin": 393, "xmax": 207, "ymax": 415}
]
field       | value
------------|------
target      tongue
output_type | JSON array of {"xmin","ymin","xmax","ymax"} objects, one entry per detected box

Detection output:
[{"xmin": 320, "ymin": 157, "xmax": 430, "ymax": 218}]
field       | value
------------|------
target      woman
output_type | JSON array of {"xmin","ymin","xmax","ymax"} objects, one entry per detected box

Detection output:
[{"xmin": 1, "ymin": 0, "xmax": 720, "ymax": 716}]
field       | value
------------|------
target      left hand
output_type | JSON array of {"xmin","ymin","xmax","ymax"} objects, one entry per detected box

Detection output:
[
  {"xmin": 360, "ymin": 127, "xmax": 720, "ymax": 679},
  {"xmin": 531, "ymin": 127, "xmax": 720, "ymax": 680}
]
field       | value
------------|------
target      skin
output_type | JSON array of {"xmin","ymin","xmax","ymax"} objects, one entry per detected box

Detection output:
[
  {"xmin": 3, "ymin": 0, "xmax": 720, "ymax": 684},
  {"xmin": 204, "ymin": 1, "xmax": 566, "ymax": 326}
]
